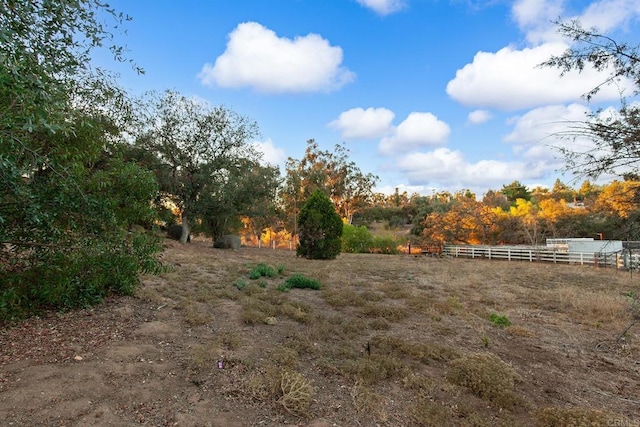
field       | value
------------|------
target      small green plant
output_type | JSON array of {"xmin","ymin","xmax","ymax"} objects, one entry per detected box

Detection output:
[
  {"xmin": 276, "ymin": 264, "xmax": 285, "ymax": 274},
  {"xmin": 489, "ymin": 313, "xmax": 511, "ymax": 327},
  {"xmin": 249, "ymin": 263, "xmax": 278, "ymax": 279},
  {"xmin": 278, "ymin": 273, "xmax": 321, "ymax": 292},
  {"xmin": 257, "ymin": 280, "xmax": 267, "ymax": 288},
  {"xmin": 234, "ymin": 278, "xmax": 248, "ymax": 290}
]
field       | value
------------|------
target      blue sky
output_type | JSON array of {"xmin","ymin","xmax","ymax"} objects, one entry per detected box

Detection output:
[{"xmin": 95, "ymin": 0, "xmax": 640, "ymax": 196}]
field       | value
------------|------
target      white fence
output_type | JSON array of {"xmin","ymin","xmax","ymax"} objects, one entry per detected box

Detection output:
[{"xmin": 443, "ymin": 244, "xmax": 640, "ymax": 269}]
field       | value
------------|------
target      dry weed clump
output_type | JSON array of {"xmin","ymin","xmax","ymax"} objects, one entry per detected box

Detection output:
[
  {"xmin": 216, "ymin": 330, "xmax": 242, "ymax": 351},
  {"xmin": 240, "ymin": 297, "xmax": 279, "ymax": 324},
  {"xmin": 410, "ymin": 400, "xmax": 456, "ymax": 427},
  {"xmin": 277, "ymin": 371, "xmax": 314, "ymax": 416},
  {"xmin": 376, "ymin": 282, "xmax": 411, "ymax": 299},
  {"xmin": 446, "ymin": 352, "xmax": 522, "ymax": 409},
  {"xmin": 343, "ymin": 353, "xmax": 410, "ymax": 385},
  {"xmin": 189, "ymin": 342, "xmax": 220, "ymax": 370},
  {"xmin": 360, "ymin": 302, "xmax": 409, "ymax": 321},
  {"xmin": 370, "ymin": 335, "xmax": 461, "ymax": 363},
  {"xmin": 322, "ymin": 287, "xmax": 365, "ymax": 307},
  {"xmin": 556, "ymin": 287, "xmax": 628, "ymax": 323},
  {"xmin": 244, "ymin": 366, "xmax": 281, "ymax": 402},
  {"xmin": 506, "ymin": 324, "xmax": 537, "ymax": 337},
  {"xmin": 535, "ymin": 406, "xmax": 612, "ymax": 426},
  {"xmin": 368, "ymin": 318, "xmax": 391, "ymax": 330},
  {"xmin": 350, "ymin": 380, "xmax": 388, "ymax": 422},
  {"xmin": 180, "ymin": 300, "xmax": 212, "ymax": 326},
  {"xmin": 239, "ymin": 289, "xmax": 313, "ymax": 325},
  {"xmin": 281, "ymin": 331, "xmax": 318, "ymax": 356}
]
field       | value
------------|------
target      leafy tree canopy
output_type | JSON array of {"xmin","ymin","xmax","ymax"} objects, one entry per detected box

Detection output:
[
  {"xmin": 134, "ymin": 90, "xmax": 261, "ymax": 242},
  {"xmin": 1, "ymin": 0, "xmax": 161, "ymax": 321},
  {"xmin": 284, "ymin": 139, "xmax": 378, "ymax": 227}
]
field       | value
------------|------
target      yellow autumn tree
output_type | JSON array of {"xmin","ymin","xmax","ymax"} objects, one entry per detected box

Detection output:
[{"xmin": 595, "ymin": 180, "xmax": 640, "ymax": 219}]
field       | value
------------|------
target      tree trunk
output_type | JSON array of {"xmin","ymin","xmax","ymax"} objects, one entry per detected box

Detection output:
[{"xmin": 180, "ymin": 213, "xmax": 191, "ymax": 244}]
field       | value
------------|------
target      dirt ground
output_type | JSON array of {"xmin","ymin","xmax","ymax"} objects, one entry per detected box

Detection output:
[{"xmin": 1, "ymin": 240, "xmax": 639, "ymax": 426}]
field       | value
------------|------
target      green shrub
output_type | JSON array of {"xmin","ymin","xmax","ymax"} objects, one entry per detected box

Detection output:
[
  {"xmin": 342, "ymin": 223, "xmax": 374, "ymax": 253},
  {"xmin": 249, "ymin": 263, "xmax": 278, "ymax": 279},
  {"xmin": 297, "ymin": 189, "xmax": 343, "ymax": 260},
  {"xmin": 370, "ymin": 236, "xmax": 401, "ymax": 254},
  {"xmin": 234, "ymin": 278, "xmax": 248, "ymax": 290},
  {"xmin": 1, "ymin": 232, "xmax": 163, "ymax": 321},
  {"xmin": 278, "ymin": 273, "xmax": 321, "ymax": 292},
  {"xmin": 489, "ymin": 313, "xmax": 511, "ymax": 327}
]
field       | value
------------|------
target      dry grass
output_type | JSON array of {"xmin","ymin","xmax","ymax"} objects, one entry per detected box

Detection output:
[
  {"xmin": 135, "ymin": 241, "xmax": 640, "ymax": 425},
  {"xmin": 536, "ymin": 406, "xmax": 614, "ymax": 426},
  {"xmin": 446, "ymin": 352, "xmax": 523, "ymax": 409}
]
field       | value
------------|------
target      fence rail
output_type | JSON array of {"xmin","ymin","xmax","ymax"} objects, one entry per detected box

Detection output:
[{"xmin": 442, "ymin": 244, "xmax": 639, "ymax": 269}]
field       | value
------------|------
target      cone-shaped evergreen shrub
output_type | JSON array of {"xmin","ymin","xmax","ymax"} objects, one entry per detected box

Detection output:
[{"xmin": 297, "ymin": 189, "xmax": 343, "ymax": 259}]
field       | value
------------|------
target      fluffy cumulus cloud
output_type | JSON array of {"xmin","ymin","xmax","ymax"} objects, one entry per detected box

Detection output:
[
  {"xmin": 198, "ymin": 22, "xmax": 355, "ymax": 93},
  {"xmin": 329, "ymin": 107, "xmax": 395, "ymax": 139},
  {"xmin": 446, "ymin": 43, "xmax": 628, "ymax": 111},
  {"xmin": 356, "ymin": 0, "xmax": 406, "ymax": 15},
  {"xmin": 251, "ymin": 138, "xmax": 287, "ymax": 167},
  {"xmin": 396, "ymin": 148, "xmax": 547, "ymax": 190},
  {"xmin": 467, "ymin": 110, "xmax": 493, "ymax": 125},
  {"xmin": 379, "ymin": 112, "xmax": 450, "ymax": 154}
]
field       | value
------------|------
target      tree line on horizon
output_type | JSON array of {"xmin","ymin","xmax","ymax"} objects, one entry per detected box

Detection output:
[{"xmin": 1, "ymin": 1, "xmax": 638, "ymax": 320}]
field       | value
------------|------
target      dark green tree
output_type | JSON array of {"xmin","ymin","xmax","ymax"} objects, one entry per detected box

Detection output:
[
  {"xmin": 0, "ymin": 0, "xmax": 162, "ymax": 320},
  {"xmin": 199, "ymin": 158, "xmax": 281, "ymax": 240},
  {"xmin": 297, "ymin": 190, "xmax": 343, "ymax": 260},
  {"xmin": 136, "ymin": 90, "xmax": 260, "ymax": 243},
  {"xmin": 501, "ymin": 181, "xmax": 531, "ymax": 202}
]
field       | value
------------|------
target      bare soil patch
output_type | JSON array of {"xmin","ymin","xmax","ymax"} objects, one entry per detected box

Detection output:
[{"xmin": 1, "ymin": 240, "xmax": 639, "ymax": 426}]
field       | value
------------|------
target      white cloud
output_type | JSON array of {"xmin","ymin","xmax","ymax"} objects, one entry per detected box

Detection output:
[
  {"xmin": 198, "ymin": 22, "xmax": 355, "ymax": 93},
  {"xmin": 512, "ymin": 0, "xmax": 565, "ymax": 44},
  {"xmin": 512, "ymin": 0, "xmax": 640, "ymax": 43},
  {"xmin": 504, "ymin": 103, "xmax": 590, "ymax": 154},
  {"xmin": 446, "ymin": 43, "xmax": 629, "ymax": 111},
  {"xmin": 577, "ymin": 0, "xmax": 640, "ymax": 33},
  {"xmin": 252, "ymin": 138, "xmax": 287, "ymax": 167},
  {"xmin": 396, "ymin": 148, "xmax": 548, "ymax": 190},
  {"xmin": 356, "ymin": 0, "xmax": 406, "ymax": 15},
  {"xmin": 467, "ymin": 109, "xmax": 493, "ymax": 124},
  {"xmin": 329, "ymin": 107, "xmax": 395, "ymax": 139},
  {"xmin": 379, "ymin": 112, "xmax": 450, "ymax": 154},
  {"xmin": 504, "ymin": 103, "xmax": 640, "ymax": 180}
]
